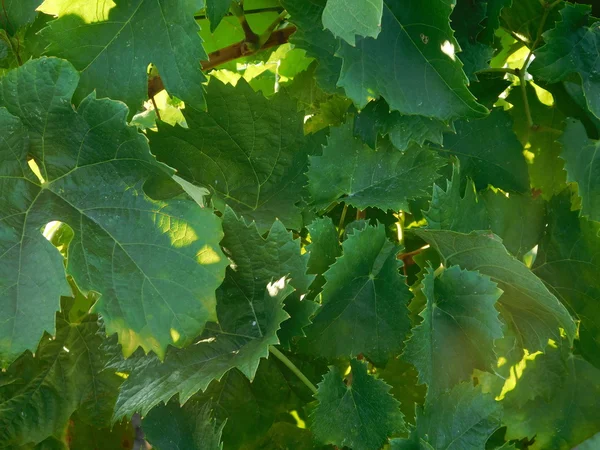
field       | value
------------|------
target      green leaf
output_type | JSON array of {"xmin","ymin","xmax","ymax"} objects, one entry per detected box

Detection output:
[
  {"xmin": 306, "ymin": 216, "xmax": 341, "ymax": 282},
  {"xmin": 508, "ymin": 82, "xmax": 567, "ymax": 199},
  {"xmin": 308, "ymin": 121, "xmax": 446, "ymax": 211},
  {"xmin": 322, "ymin": 0, "xmax": 382, "ymax": 46},
  {"xmin": 150, "ymin": 78, "xmax": 310, "ymax": 231},
  {"xmin": 0, "ymin": 300, "xmax": 121, "ymax": 447},
  {"xmin": 206, "ymin": 0, "xmax": 231, "ymax": 32},
  {"xmin": 560, "ymin": 119, "xmax": 600, "ymax": 222},
  {"xmin": 336, "ymin": 0, "xmax": 488, "ymax": 120},
  {"xmin": 301, "ymin": 224, "xmax": 411, "ymax": 364},
  {"xmin": 144, "ymin": 401, "xmax": 224, "ymax": 450},
  {"xmin": 113, "ymin": 208, "xmax": 310, "ymax": 418},
  {"xmin": 0, "ymin": 0, "xmax": 43, "ymax": 34},
  {"xmin": 403, "ymin": 265, "xmax": 503, "ymax": 400},
  {"xmin": 246, "ymin": 422, "xmax": 318, "ymax": 450},
  {"xmin": 280, "ymin": 0, "xmax": 341, "ymax": 92},
  {"xmin": 39, "ymin": 0, "xmax": 207, "ymax": 113},
  {"xmin": 440, "ymin": 109, "xmax": 529, "ymax": 192},
  {"xmin": 66, "ymin": 417, "xmax": 135, "ymax": 450},
  {"xmin": 311, "ymin": 359, "xmax": 405, "ymax": 450},
  {"xmin": 392, "ymin": 383, "xmax": 502, "ymax": 450},
  {"xmin": 0, "ymin": 57, "xmax": 227, "ymax": 364},
  {"xmin": 529, "ymin": 4, "xmax": 600, "ymax": 119},
  {"xmin": 502, "ymin": 344, "xmax": 600, "ymax": 450},
  {"xmin": 500, "ymin": 0, "xmax": 561, "ymax": 42},
  {"xmin": 353, "ymin": 99, "xmax": 453, "ymax": 151},
  {"xmin": 413, "ymin": 229, "xmax": 576, "ymax": 353},
  {"xmin": 533, "ymin": 193, "xmax": 600, "ymax": 368}
]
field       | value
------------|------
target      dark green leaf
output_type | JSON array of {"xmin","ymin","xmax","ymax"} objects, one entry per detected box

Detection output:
[
  {"xmin": 0, "ymin": 0, "xmax": 42, "ymax": 34},
  {"xmin": 207, "ymin": 0, "xmax": 231, "ymax": 32}
]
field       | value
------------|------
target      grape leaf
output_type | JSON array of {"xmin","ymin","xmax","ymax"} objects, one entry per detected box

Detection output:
[
  {"xmin": 206, "ymin": 0, "xmax": 231, "ymax": 32},
  {"xmin": 529, "ymin": 3, "xmax": 600, "ymax": 119},
  {"xmin": 392, "ymin": 383, "xmax": 502, "ymax": 450},
  {"xmin": 150, "ymin": 78, "xmax": 310, "ymax": 231},
  {"xmin": 353, "ymin": 99, "xmax": 453, "ymax": 151},
  {"xmin": 500, "ymin": 0, "xmax": 561, "ymax": 42},
  {"xmin": 508, "ymin": 82, "xmax": 567, "ymax": 199},
  {"xmin": 301, "ymin": 223, "xmax": 411, "ymax": 364},
  {"xmin": 0, "ymin": 300, "xmax": 121, "ymax": 447},
  {"xmin": 113, "ymin": 208, "xmax": 310, "ymax": 418},
  {"xmin": 336, "ymin": 0, "xmax": 488, "ymax": 120},
  {"xmin": 39, "ymin": 0, "xmax": 207, "ymax": 113},
  {"xmin": 440, "ymin": 109, "xmax": 529, "ymax": 192},
  {"xmin": 0, "ymin": 0, "xmax": 42, "ymax": 34},
  {"xmin": 414, "ymin": 229, "xmax": 576, "ymax": 353},
  {"xmin": 281, "ymin": 0, "xmax": 341, "ymax": 92},
  {"xmin": 560, "ymin": 119, "xmax": 600, "ymax": 222},
  {"xmin": 0, "ymin": 57, "xmax": 227, "ymax": 364},
  {"xmin": 322, "ymin": 0, "xmax": 382, "ymax": 46},
  {"xmin": 311, "ymin": 359, "xmax": 405, "ymax": 450},
  {"xmin": 144, "ymin": 401, "xmax": 224, "ymax": 450},
  {"xmin": 533, "ymin": 193, "xmax": 600, "ymax": 368},
  {"xmin": 308, "ymin": 121, "xmax": 446, "ymax": 211},
  {"xmin": 403, "ymin": 265, "xmax": 503, "ymax": 400}
]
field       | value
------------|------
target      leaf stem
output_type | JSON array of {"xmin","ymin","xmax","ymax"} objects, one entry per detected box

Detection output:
[
  {"xmin": 518, "ymin": 70, "xmax": 534, "ymax": 128},
  {"xmin": 269, "ymin": 345, "xmax": 318, "ymax": 395},
  {"xmin": 476, "ymin": 67, "xmax": 519, "ymax": 77},
  {"xmin": 337, "ymin": 203, "xmax": 348, "ymax": 237},
  {"xmin": 259, "ymin": 10, "xmax": 288, "ymax": 46},
  {"xmin": 231, "ymin": 1, "xmax": 260, "ymax": 50},
  {"xmin": 194, "ymin": 6, "xmax": 284, "ymax": 21}
]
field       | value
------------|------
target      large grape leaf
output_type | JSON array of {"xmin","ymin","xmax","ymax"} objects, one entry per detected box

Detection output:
[
  {"xmin": 414, "ymin": 229, "xmax": 576, "ymax": 353},
  {"xmin": 391, "ymin": 383, "xmax": 502, "ymax": 450},
  {"xmin": 39, "ymin": 0, "xmax": 207, "ymax": 113},
  {"xmin": 308, "ymin": 121, "xmax": 446, "ymax": 211},
  {"xmin": 301, "ymin": 224, "xmax": 411, "ymax": 364},
  {"xmin": 353, "ymin": 99, "xmax": 453, "ymax": 151},
  {"xmin": 529, "ymin": 3, "xmax": 600, "ymax": 119},
  {"xmin": 440, "ymin": 109, "xmax": 529, "ymax": 192},
  {"xmin": 280, "ymin": 0, "xmax": 341, "ymax": 92},
  {"xmin": 113, "ymin": 208, "xmax": 311, "ymax": 418},
  {"xmin": 560, "ymin": 119, "xmax": 600, "ymax": 222},
  {"xmin": 0, "ymin": 299, "xmax": 121, "ymax": 448},
  {"xmin": 150, "ymin": 78, "xmax": 310, "ymax": 232},
  {"xmin": 322, "ymin": 0, "xmax": 382, "ymax": 46},
  {"xmin": 0, "ymin": 57, "xmax": 227, "ymax": 365},
  {"xmin": 403, "ymin": 265, "xmax": 503, "ymax": 401},
  {"xmin": 311, "ymin": 359, "xmax": 405, "ymax": 450},
  {"xmin": 0, "ymin": 0, "xmax": 43, "ymax": 34},
  {"xmin": 336, "ymin": 0, "xmax": 488, "ymax": 120},
  {"xmin": 533, "ymin": 193, "xmax": 600, "ymax": 368}
]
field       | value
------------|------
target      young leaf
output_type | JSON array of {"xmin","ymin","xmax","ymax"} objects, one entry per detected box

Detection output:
[
  {"xmin": 308, "ymin": 121, "xmax": 446, "ymax": 211},
  {"xmin": 560, "ymin": 119, "xmax": 600, "ymax": 222},
  {"xmin": 301, "ymin": 223, "xmax": 411, "ymax": 364},
  {"xmin": 336, "ymin": 0, "xmax": 488, "ymax": 120},
  {"xmin": 403, "ymin": 265, "xmax": 503, "ymax": 400},
  {"xmin": 0, "ymin": 58, "xmax": 228, "ymax": 363},
  {"xmin": 150, "ymin": 78, "xmax": 310, "ymax": 231},
  {"xmin": 440, "ymin": 109, "xmax": 529, "ymax": 192},
  {"xmin": 311, "ymin": 359, "xmax": 405, "ymax": 450},
  {"xmin": 322, "ymin": 0, "xmax": 383, "ymax": 46},
  {"xmin": 39, "ymin": 0, "xmax": 207, "ymax": 113},
  {"xmin": 414, "ymin": 229, "xmax": 576, "ymax": 353},
  {"xmin": 529, "ymin": 3, "xmax": 600, "ymax": 119}
]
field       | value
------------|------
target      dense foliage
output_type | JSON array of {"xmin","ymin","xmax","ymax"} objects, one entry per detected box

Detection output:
[{"xmin": 1, "ymin": 0, "xmax": 600, "ymax": 448}]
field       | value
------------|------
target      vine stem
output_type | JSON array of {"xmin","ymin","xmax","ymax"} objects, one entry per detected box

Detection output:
[
  {"xmin": 269, "ymin": 345, "xmax": 318, "ymax": 395},
  {"xmin": 476, "ymin": 67, "xmax": 519, "ymax": 77}
]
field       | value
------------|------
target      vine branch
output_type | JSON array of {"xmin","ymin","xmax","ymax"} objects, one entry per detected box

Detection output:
[{"xmin": 269, "ymin": 345, "xmax": 318, "ymax": 395}]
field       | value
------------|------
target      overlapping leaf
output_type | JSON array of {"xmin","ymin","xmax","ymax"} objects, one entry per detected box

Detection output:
[
  {"xmin": 0, "ymin": 57, "xmax": 227, "ymax": 365},
  {"xmin": 322, "ymin": 0, "xmax": 382, "ymax": 45}
]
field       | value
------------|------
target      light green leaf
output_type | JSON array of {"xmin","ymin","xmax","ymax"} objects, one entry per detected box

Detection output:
[
  {"xmin": 440, "ymin": 109, "xmax": 529, "ymax": 192},
  {"xmin": 206, "ymin": 0, "xmax": 231, "ymax": 32},
  {"xmin": 403, "ymin": 265, "xmax": 503, "ymax": 400},
  {"xmin": 353, "ymin": 99, "xmax": 453, "ymax": 151},
  {"xmin": 144, "ymin": 401, "xmax": 224, "ymax": 450},
  {"xmin": 39, "ymin": 0, "xmax": 207, "ymax": 113},
  {"xmin": 113, "ymin": 208, "xmax": 310, "ymax": 418},
  {"xmin": 529, "ymin": 4, "xmax": 600, "ymax": 119},
  {"xmin": 150, "ymin": 78, "xmax": 310, "ymax": 232},
  {"xmin": 301, "ymin": 224, "xmax": 411, "ymax": 364},
  {"xmin": 0, "ymin": 58, "xmax": 227, "ymax": 364},
  {"xmin": 414, "ymin": 229, "xmax": 576, "ymax": 353},
  {"xmin": 311, "ymin": 359, "xmax": 405, "ymax": 450},
  {"xmin": 336, "ymin": 0, "xmax": 488, "ymax": 120},
  {"xmin": 533, "ymin": 193, "xmax": 600, "ymax": 368},
  {"xmin": 560, "ymin": 119, "xmax": 600, "ymax": 222},
  {"xmin": 322, "ymin": 0, "xmax": 382, "ymax": 46},
  {"xmin": 308, "ymin": 121, "xmax": 446, "ymax": 211}
]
